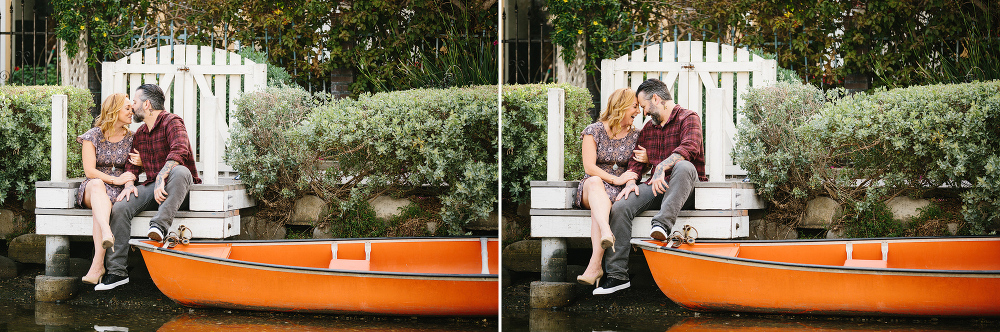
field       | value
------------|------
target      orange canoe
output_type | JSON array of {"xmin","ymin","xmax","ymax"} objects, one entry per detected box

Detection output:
[
  {"xmin": 130, "ymin": 237, "xmax": 498, "ymax": 316},
  {"xmin": 632, "ymin": 237, "xmax": 1000, "ymax": 317}
]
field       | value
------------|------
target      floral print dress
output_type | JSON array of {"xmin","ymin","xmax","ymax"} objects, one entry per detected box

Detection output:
[
  {"xmin": 75, "ymin": 127, "xmax": 133, "ymax": 207},
  {"xmin": 574, "ymin": 122, "xmax": 640, "ymax": 208}
]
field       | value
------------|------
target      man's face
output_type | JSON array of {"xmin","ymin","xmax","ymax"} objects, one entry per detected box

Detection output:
[
  {"xmin": 638, "ymin": 91, "xmax": 663, "ymax": 124},
  {"xmin": 131, "ymin": 90, "xmax": 147, "ymax": 123}
]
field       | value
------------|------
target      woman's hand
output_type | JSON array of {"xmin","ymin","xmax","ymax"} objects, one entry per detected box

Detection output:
[
  {"xmin": 128, "ymin": 149, "xmax": 142, "ymax": 166},
  {"xmin": 113, "ymin": 172, "xmax": 137, "ymax": 186}
]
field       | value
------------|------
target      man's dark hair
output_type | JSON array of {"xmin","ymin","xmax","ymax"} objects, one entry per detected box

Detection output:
[
  {"xmin": 136, "ymin": 84, "xmax": 165, "ymax": 111},
  {"xmin": 635, "ymin": 78, "xmax": 673, "ymax": 102}
]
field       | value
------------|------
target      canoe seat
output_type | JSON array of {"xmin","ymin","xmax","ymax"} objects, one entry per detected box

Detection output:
[
  {"xmin": 844, "ymin": 242, "xmax": 888, "ymax": 268},
  {"xmin": 328, "ymin": 242, "xmax": 371, "ymax": 271}
]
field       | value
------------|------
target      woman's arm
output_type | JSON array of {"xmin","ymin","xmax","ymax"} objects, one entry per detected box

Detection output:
[
  {"xmin": 81, "ymin": 141, "xmax": 135, "ymax": 185},
  {"xmin": 582, "ymin": 135, "xmax": 621, "ymax": 184}
]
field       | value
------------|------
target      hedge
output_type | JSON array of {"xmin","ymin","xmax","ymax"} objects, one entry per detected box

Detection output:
[
  {"xmin": 735, "ymin": 80, "xmax": 1000, "ymax": 234},
  {"xmin": 501, "ymin": 84, "xmax": 593, "ymax": 205},
  {"xmin": 0, "ymin": 86, "xmax": 93, "ymax": 204},
  {"xmin": 229, "ymin": 86, "xmax": 498, "ymax": 235}
]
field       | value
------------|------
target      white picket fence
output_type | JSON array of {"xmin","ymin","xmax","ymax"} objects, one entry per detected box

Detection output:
[
  {"xmin": 601, "ymin": 41, "xmax": 777, "ymax": 180},
  {"xmin": 101, "ymin": 45, "xmax": 267, "ymax": 184}
]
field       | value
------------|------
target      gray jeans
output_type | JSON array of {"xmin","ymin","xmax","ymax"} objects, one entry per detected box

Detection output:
[
  {"xmin": 104, "ymin": 166, "xmax": 193, "ymax": 277},
  {"xmin": 603, "ymin": 160, "xmax": 697, "ymax": 281}
]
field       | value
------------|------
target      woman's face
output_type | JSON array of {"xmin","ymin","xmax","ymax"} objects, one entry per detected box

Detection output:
[
  {"xmin": 116, "ymin": 99, "xmax": 134, "ymax": 125},
  {"xmin": 625, "ymin": 99, "xmax": 641, "ymax": 125}
]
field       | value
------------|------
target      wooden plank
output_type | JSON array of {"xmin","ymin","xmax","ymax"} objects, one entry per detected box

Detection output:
[
  {"xmin": 229, "ymin": 52, "xmax": 242, "ymax": 128},
  {"xmin": 188, "ymin": 189, "xmax": 255, "ymax": 212},
  {"xmin": 36, "ymin": 214, "xmax": 239, "ymax": 238},
  {"xmin": 676, "ymin": 41, "xmax": 691, "ymax": 108},
  {"xmin": 112, "ymin": 64, "xmax": 259, "ymax": 75},
  {"xmin": 158, "ymin": 45, "xmax": 173, "ymax": 113},
  {"xmin": 600, "ymin": 59, "xmax": 615, "ymax": 114},
  {"xmin": 143, "ymin": 47, "xmax": 157, "ymax": 85},
  {"xmin": 214, "ymin": 48, "xmax": 229, "ymax": 166},
  {"xmin": 609, "ymin": 61, "xmax": 767, "ymax": 73},
  {"xmin": 531, "ymin": 214, "xmax": 747, "ymax": 239},
  {"xmin": 128, "ymin": 52, "xmax": 142, "ymax": 96},
  {"xmin": 530, "ymin": 187, "xmax": 575, "ymax": 209},
  {"xmin": 705, "ymin": 88, "xmax": 724, "ymax": 181},
  {"xmin": 546, "ymin": 88, "xmax": 565, "ymax": 181},
  {"xmin": 100, "ymin": 62, "xmax": 113, "ymax": 105},
  {"xmin": 50, "ymin": 95, "xmax": 68, "ymax": 182},
  {"xmin": 185, "ymin": 45, "xmax": 199, "ymax": 155},
  {"xmin": 735, "ymin": 47, "xmax": 751, "ymax": 115},
  {"xmin": 629, "ymin": 48, "xmax": 644, "ymax": 93},
  {"xmin": 173, "ymin": 45, "xmax": 187, "ymax": 120},
  {"xmin": 688, "ymin": 41, "xmax": 704, "ymax": 117},
  {"xmin": 35, "ymin": 188, "xmax": 76, "ymax": 209}
]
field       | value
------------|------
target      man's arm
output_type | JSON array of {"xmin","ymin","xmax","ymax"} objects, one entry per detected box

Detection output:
[
  {"xmin": 671, "ymin": 113, "xmax": 704, "ymax": 162},
  {"xmin": 649, "ymin": 153, "xmax": 684, "ymax": 195}
]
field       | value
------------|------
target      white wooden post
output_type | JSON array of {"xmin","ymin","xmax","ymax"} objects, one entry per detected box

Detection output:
[
  {"xmin": 600, "ymin": 59, "xmax": 615, "ymax": 116},
  {"xmin": 201, "ymin": 96, "xmax": 219, "ymax": 185},
  {"xmin": 546, "ymin": 88, "xmax": 565, "ymax": 182},
  {"xmin": 50, "ymin": 95, "xmax": 68, "ymax": 182},
  {"xmin": 705, "ymin": 88, "xmax": 725, "ymax": 182}
]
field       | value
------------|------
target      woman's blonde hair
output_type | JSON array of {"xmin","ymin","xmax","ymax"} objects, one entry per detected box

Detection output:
[
  {"xmin": 95, "ymin": 93, "xmax": 131, "ymax": 140},
  {"xmin": 599, "ymin": 88, "xmax": 637, "ymax": 138}
]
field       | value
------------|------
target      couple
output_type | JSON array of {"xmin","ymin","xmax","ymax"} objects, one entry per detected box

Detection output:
[
  {"xmin": 574, "ymin": 78, "xmax": 707, "ymax": 295},
  {"xmin": 77, "ymin": 84, "xmax": 201, "ymax": 291}
]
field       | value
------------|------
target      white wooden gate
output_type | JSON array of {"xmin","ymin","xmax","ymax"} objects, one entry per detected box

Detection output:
[
  {"xmin": 600, "ymin": 41, "xmax": 777, "ymax": 180},
  {"xmin": 101, "ymin": 45, "xmax": 267, "ymax": 184}
]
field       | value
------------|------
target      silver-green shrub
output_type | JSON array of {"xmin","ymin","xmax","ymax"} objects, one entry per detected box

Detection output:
[
  {"xmin": 736, "ymin": 80, "xmax": 1000, "ymax": 234},
  {"xmin": 501, "ymin": 84, "xmax": 593, "ymax": 205},
  {"xmin": 0, "ymin": 86, "xmax": 92, "ymax": 204}
]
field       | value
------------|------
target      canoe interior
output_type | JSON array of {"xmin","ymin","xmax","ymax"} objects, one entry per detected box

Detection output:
[
  {"xmin": 673, "ymin": 238, "xmax": 1000, "ymax": 271},
  {"xmin": 157, "ymin": 238, "xmax": 499, "ymax": 275}
]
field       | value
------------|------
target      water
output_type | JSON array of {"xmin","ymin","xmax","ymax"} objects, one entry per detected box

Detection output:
[
  {"xmin": 503, "ymin": 309, "xmax": 1000, "ymax": 331},
  {"xmin": 1, "ymin": 301, "xmax": 497, "ymax": 331}
]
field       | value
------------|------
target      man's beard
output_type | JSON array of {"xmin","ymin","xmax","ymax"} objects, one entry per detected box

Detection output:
[
  {"xmin": 133, "ymin": 111, "xmax": 144, "ymax": 123},
  {"xmin": 648, "ymin": 104, "xmax": 664, "ymax": 124}
]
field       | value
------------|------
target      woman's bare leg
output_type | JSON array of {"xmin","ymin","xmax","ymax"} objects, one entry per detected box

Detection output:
[
  {"xmin": 82, "ymin": 180, "xmax": 112, "ymax": 280},
  {"xmin": 580, "ymin": 177, "xmax": 613, "ymax": 280}
]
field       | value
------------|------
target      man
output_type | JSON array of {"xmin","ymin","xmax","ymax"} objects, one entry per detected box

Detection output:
[
  {"xmin": 594, "ymin": 78, "xmax": 707, "ymax": 295},
  {"xmin": 97, "ymin": 84, "xmax": 201, "ymax": 290}
]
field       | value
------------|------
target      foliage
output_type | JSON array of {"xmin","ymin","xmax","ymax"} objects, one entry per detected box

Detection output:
[
  {"xmin": 229, "ymin": 85, "xmax": 498, "ymax": 235},
  {"xmin": 735, "ymin": 80, "xmax": 1000, "ymax": 234},
  {"xmin": 52, "ymin": 0, "xmax": 140, "ymax": 62},
  {"xmin": 237, "ymin": 49, "xmax": 296, "ymax": 88},
  {"xmin": 701, "ymin": 0, "xmax": 999, "ymax": 88},
  {"xmin": 8, "ymin": 64, "xmax": 61, "ymax": 86},
  {"xmin": 501, "ymin": 84, "xmax": 593, "ymax": 205},
  {"xmin": 732, "ymin": 82, "xmax": 828, "ymax": 224},
  {"xmin": 0, "ymin": 86, "xmax": 93, "ymax": 204},
  {"xmin": 360, "ymin": 22, "xmax": 498, "ymax": 92},
  {"xmin": 226, "ymin": 87, "xmax": 314, "ymax": 226}
]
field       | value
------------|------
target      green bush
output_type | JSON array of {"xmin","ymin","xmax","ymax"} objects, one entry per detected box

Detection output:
[
  {"xmin": 226, "ymin": 87, "xmax": 313, "ymax": 225},
  {"xmin": 501, "ymin": 84, "xmax": 594, "ymax": 205},
  {"xmin": 0, "ymin": 86, "xmax": 93, "ymax": 204},
  {"xmin": 736, "ymin": 80, "xmax": 1000, "ymax": 234},
  {"xmin": 229, "ymin": 85, "xmax": 498, "ymax": 235}
]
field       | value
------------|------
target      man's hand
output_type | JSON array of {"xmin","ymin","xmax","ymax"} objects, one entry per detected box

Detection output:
[
  {"xmin": 128, "ymin": 149, "xmax": 142, "ymax": 166},
  {"xmin": 117, "ymin": 183, "xmax": 138, "ymax": 202},
  {"xmin": 650, "ymin": 153, "xmax": 684, "ymax": 195},
  {"xmin": 611, "ymin": 171, "xmax": 639, "ymax": 186},
  {"xmin": 632, "ymin": 145, "xmax": 648, "ymax": 163},
  {"xmin": 616, "ymin": 180, "xmax": 639, "ymax": 201},
  {"xmin": 154, "ymin": 160, "xmax": 179, "ymax": 204}
]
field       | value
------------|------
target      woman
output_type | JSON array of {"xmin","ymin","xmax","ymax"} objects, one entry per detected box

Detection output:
[
  {"xmin": 79, "ymin": 93, "xmax": 138, "ymax": 284},
  {"xmin": 575, "ymin": 88, "xmax": 645, "ymax": 286}
]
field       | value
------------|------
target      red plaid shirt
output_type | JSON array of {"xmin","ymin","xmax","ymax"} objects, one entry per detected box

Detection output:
[
  {"xmin": 125, "ymin": 112, "xmax": 202, "ymax": 185},
  {"xmin": 627, "ymin": 105, "xmax": 707, "ymax": 183}
]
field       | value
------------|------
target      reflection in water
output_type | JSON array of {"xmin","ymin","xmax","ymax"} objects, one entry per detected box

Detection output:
[
  {"xmin": 511, "ymin": 309, "xmax": 998, "ymax": 332},
  {"xmin": 157, "ymin": 312, "xmax": 492, "ymax": 331},
  {"xmin": 2, "ymin": 300, "xmax": 493, "ymax": 331}
]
